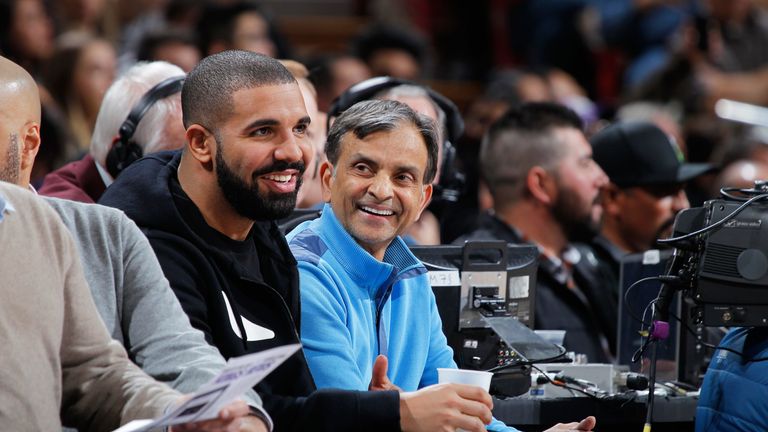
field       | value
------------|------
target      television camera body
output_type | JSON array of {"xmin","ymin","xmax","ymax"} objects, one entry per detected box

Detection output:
[{"xmin": 668, "ymin": 182, "xmax": 768, "ymax": 327}]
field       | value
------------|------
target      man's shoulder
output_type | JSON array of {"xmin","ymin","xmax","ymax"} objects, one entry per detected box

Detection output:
[
  {"xmin": 287, "ymin": 221, "xmax": 327, "ymax": 267},
  {"xmin": 45, "ymin": 197, "xmax": 128, "ymax": 227},
  {"xmin": 1, "ymin": 182, "xmax": 58, "ymax": 220},
  {"xmin": 453, "ymin": 213, "xmax": 521, "ymax": 245}
]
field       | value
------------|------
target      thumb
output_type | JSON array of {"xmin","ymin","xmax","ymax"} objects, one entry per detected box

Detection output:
[
  {"xmin": 369, "ymin": 355, "xmax": 390, "ymax": 389},
  {"xmin": 576, "ymin": 416, "xmax": 596, "ymax": 430}
]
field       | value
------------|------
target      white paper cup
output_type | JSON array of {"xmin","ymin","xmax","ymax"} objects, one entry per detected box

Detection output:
[
  {"xmin": 437, "ymin": 368, "xmax": 494, "ymax": 432},
  {"xmin": 437, "ymin": 368, "xmax": 493, "ymax": 391}
]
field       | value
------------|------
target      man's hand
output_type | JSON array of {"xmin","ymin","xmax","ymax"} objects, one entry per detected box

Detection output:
[
  {"xmin": 238, "ymin": 414, "xmax": 269, "ymax": 432},
  {"xmin": 399, "ymin": 383, "xmax": 493, "ymax": 432},
  {"xmin": 170, "ymin": 399, "xmax": 250, "ymax": 432},
  {"xmin": 543, "ymin": 416, "xmax": 597, "ymax": 431},
  {"xmin": 368, "ymin": 354, "xmax": 402, "ymax": 392}
]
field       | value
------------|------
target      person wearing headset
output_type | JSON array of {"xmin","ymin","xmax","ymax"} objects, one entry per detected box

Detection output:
[
  {"xmin": 38, "ymin": 60, "xmax": 187, "ymax": 203},
  {"xmin": 327, "ymin": 76, "xmax": 466, "ymax": 244}
]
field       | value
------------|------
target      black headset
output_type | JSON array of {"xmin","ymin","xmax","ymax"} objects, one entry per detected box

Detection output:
[
  {"xmin": 327, "ymin": 76, "xmax": 466, "ymax": 203},
  {"xmin": 105, "ymin": 75, "xmax": 186, "ymax": 178}
]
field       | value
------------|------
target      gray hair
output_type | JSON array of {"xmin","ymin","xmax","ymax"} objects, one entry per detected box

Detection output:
[
  {"xmin": 90, "ymin": 61, "xmax": 185, "ymax": 166},
  {"xmin": 481, "ymin": 102, "xmax": 583, "ymax": 203},
  {"xmin": 326, "ymin": 99, "xmax": 439, "ymax": 184},
  {"xmin": 375, "ymin": 84, "xmax": 446, "ymax": 143}
]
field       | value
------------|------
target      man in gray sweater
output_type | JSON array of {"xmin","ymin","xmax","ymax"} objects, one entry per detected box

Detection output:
[
  {"xmin": 0, "ymin": 55, "xmax": 267, "ymax": 431},
  {"xmin": 0, "ymin": 180, "xmax": 251, "ymax": 431}
]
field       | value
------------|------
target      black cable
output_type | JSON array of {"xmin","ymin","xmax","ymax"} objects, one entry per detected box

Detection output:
[
  {"xmin": 658, "ymin": 193, "xmax": 768, "ymax": 245},
  {"xmin": 643, "ymin": 340, "xmax": 660, "ymax": 431},
  {"xmin": 624, "ymin": 276, "xmax": 679, "ymax": 325},
  {"xmin": 719, "ymin": 187, "xmax": 758, "ymax": 201},
  {"xmin": 668, "ymin": 311, "xmax": 768, "ymax": 363},
  {"xmin": 529, "ymin": 364, "xmax": 604, "ymax": 400},
  {"xmin": 486, "ymin": 345, "xmax": 568, "ymax": 373}
]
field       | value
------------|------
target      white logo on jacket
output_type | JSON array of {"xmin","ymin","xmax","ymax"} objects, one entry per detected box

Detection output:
[{"xmin": 221, "ymin": 291, "xmax": 275, "ymax": 341}]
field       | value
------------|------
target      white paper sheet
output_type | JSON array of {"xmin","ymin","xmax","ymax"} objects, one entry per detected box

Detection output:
[{"xmin": 114, "ymin": 344, "xmax": 301, "ymax": 432}]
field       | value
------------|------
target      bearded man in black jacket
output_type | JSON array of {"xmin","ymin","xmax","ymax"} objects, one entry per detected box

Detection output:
[
  {"xmin": 457, "ymin": 103, "xmax": 615, "ymax": 363},
  {"xmin": 100, "ymin": 50, "xmax": 497, "ymax": 432}
]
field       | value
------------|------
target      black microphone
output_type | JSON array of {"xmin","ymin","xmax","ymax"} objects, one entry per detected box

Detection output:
[{"xmin": 651, "ymin": 252, "xmax": 686, "ymax": 339}]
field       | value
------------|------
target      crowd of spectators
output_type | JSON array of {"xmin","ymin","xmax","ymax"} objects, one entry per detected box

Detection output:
[{"xmin": 3, "ymin": 0, "xmax": 768, "ymax": 431}]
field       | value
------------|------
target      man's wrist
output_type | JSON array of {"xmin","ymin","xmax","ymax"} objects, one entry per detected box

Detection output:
[{"xmin": 248, "ymin": 405, "xmax": 273, "ymax": 431}]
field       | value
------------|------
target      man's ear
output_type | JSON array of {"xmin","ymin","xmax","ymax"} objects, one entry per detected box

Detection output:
[
  {"xmin": 186, "ymin": 124, "xmax": 213, "ymax": 168},
  {"xmin": 319, "ymin": 161, "xmax": 334, "ymax": 202},
  {"xmin": 526, "ymin": 166, "xmax": 556, "ymax": 206},
  {"xmin": 417, "ymin": 183, "xmax": 433, "ymax": 217},
  {"xmin": 20, "ymin": 122, "xmax": 41, "ymax": 172}
]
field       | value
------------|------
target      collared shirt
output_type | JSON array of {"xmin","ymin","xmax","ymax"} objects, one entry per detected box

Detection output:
[
  {"xmin": 0, "ymin": 190, "xmax": 15, "ymax": 223},
  {"xmin": 95, "ymin": 160, "xmax": 113, "ymax": 188}
]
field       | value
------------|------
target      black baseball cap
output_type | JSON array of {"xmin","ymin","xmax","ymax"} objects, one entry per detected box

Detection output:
[{"xmin": 590, "ymin": 121, "xmax": 715, "ymax": 188}]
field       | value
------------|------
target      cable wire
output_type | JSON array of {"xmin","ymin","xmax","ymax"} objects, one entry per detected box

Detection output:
[
  {"xmin": 668, "ymin": 311, "xmax": 768, "ymax": 363},
  {"xmin": 486, "ymin": 344, "xmax": 568, "ymax": 373},
  {"xmin": 658, "ymin": 193, "xmax": 768, "ymax": 245},
  {"xmin": 529, "ymin": 364, "xmax": 605, "ymax": 400}
]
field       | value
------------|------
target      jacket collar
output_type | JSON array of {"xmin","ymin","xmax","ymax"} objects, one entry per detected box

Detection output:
[{"xmin": 315, "ymin": 203, "xmax": 424, "ymax": 296}]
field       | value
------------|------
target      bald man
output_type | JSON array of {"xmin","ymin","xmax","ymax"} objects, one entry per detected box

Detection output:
[
  {"xmin": 0, "ymin": 55, "xmax": 256, "ymax": 431},
  {"xmin": 0, "ymin": 55, "xmax": 40, "ymax": 186}
]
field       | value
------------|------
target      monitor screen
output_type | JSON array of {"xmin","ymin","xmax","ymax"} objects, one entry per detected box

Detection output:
[
  {"xmin": 617, "ymin": 250, "xmax": 679, "ymax": 380},
  {"xmin": 411, "ymin": 241, "xmax": 539, "ymax": 370}
]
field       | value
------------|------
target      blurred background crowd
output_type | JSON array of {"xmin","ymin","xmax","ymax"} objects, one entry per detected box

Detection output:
[{"xmin": 5, "ymin": 0, "xmax": 768, "ymax": 226}]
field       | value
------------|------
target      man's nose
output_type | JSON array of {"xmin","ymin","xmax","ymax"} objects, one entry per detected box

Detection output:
[
  {"xmin": 274, "ymin": 134, "xmax": 304, "ymax": 162},
  {"xmin": 368, "ymin": 174, "xmax": 394, "ymax": 200},
  {"xmin": 593, "ymin": 162, "xmax": 609, "ymax": 187}
]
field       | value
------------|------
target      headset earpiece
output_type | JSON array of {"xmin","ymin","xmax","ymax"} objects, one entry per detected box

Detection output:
[
  {"xmin": 105, "ymin": 75, "xmax": 185, "ymax": 178},
  {"xmin": 327, "ymin": 76, "xmax": 466, "ymax": 202}
]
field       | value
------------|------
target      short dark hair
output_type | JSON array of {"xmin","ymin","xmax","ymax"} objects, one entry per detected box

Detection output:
[
  {"xmin": 326, "ymin": 99, "xmax": 439, "ymax": 184},
  {"xmin": 181, "ymin": 50, "xmax": 295, "ymax": 130},
  {"xmin": 482, "ymin": 102, "xmax": 584, "ymax": 201}
]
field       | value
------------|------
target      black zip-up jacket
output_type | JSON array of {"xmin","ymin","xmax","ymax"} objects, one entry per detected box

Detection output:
[
  {"xmin": 99, "ymin": 150, "xmax": 400, "ymax": 431},
  {"xmin": 455, "ymin": 212, "xmax": 616, "ymax": 363}
]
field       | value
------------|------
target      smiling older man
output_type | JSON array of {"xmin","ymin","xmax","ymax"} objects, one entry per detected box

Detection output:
[{"xmin": 288, "ymin": 99, "xmax": 596, "ymax": 432}]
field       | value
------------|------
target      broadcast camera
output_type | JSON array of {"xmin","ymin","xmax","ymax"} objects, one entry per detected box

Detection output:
[{"xmin": 662, "ymin": 181, "xmax": 768, "ymax": 327}]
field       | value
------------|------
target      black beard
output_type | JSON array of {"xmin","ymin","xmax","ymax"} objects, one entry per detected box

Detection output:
[
  {"xmin": 551, "ymin": 189, "xmax": 600, "ymax": 244},
  {"xmin": 215, "ymin": 143, "xmax": 304, "ymax": 221},
  {"xmin": 0, "ymin": 133, "xmax": 20, "ymax": 184}
]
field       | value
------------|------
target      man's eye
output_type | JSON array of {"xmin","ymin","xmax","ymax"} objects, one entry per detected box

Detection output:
[
  {"xmin": 294, "ymin": 124, "xmax": 308, "ymax": 134},
  {"xmin": 251, "ymin": 128, "xmax": 270, "ymax": 137}
]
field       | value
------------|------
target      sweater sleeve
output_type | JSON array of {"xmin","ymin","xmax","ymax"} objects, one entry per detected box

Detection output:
[
  {"xmin": 117, "ymin": 213, "xmax": 271, "ymax": 427},
  {"xmin": 298, "ymin": 261, "xmax": 370, "ymax": 390},
  {"xmin": 58, "ymin": 221, "xmax": 181, "ymax": 431}
]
